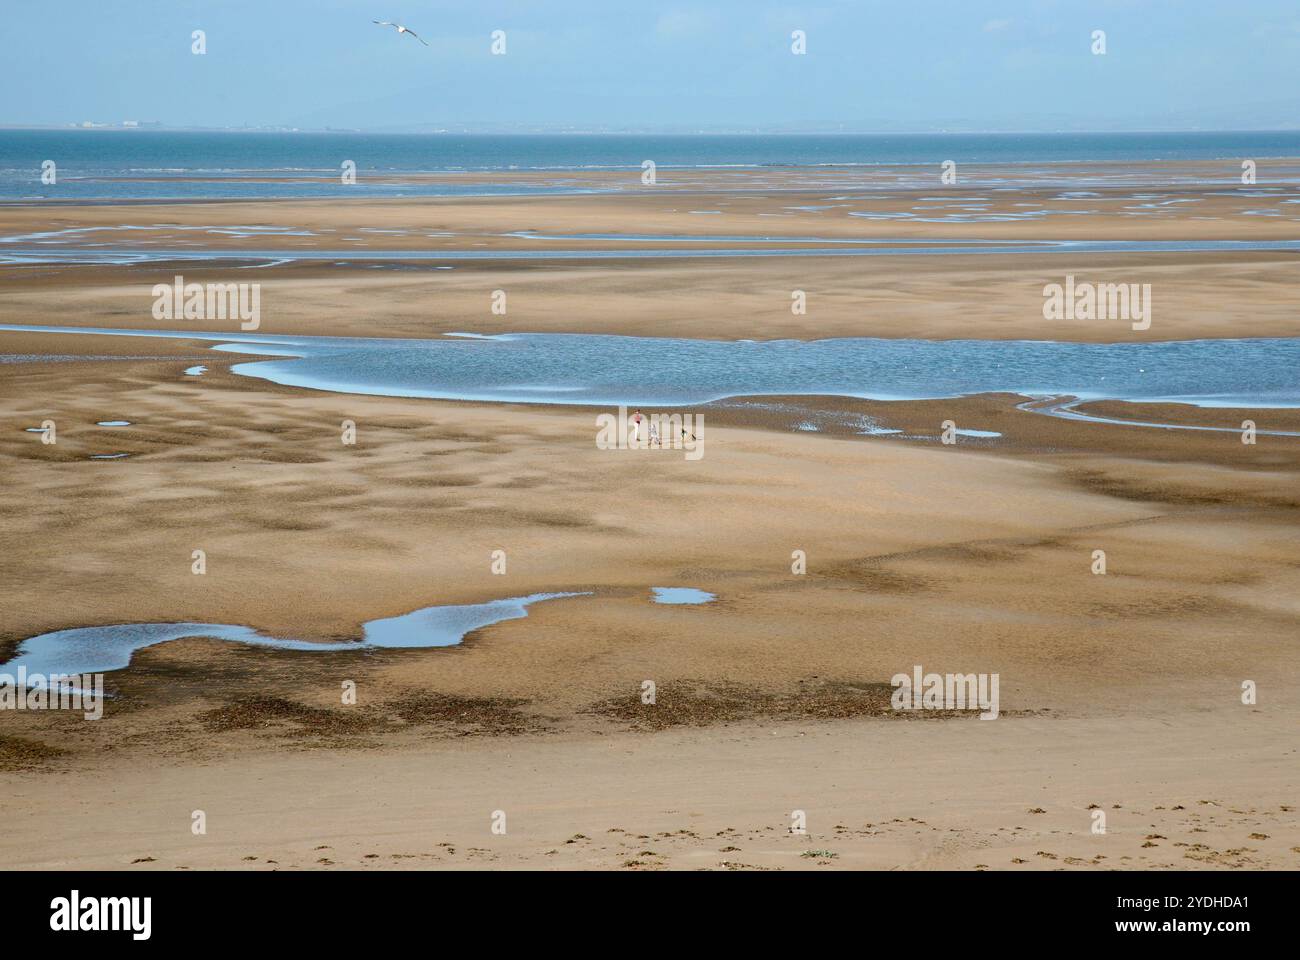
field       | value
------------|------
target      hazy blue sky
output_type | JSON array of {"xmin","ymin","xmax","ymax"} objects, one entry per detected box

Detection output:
[{"xmin": 4, "ymin": 1, "xmax": 1298, "ymax": 132}]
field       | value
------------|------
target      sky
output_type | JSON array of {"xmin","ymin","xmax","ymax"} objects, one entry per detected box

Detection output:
[{"xmin": 3, "ymin": 0, "xmax": 1299, "ymax": 133}]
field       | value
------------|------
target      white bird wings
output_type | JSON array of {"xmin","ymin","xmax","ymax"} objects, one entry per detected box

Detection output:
[{"xmin": 373, "ymin": 20, "xmax": 430, "ymax": 46}]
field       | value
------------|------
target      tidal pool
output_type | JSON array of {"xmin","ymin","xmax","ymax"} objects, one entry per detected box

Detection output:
[
  {"xmin": 651, "ymin": 587, "xmax": 717, "ymax": 605},
  {"xmin": 1, "ymin": 592, "xmax": 588, "ymax": 681},
  {"xmin": 1, "ymin": 324, "xmax": 1296, "ymax": 410}
]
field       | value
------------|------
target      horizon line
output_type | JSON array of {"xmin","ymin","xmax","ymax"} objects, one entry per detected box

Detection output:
[{"xmin": 5, "ymin": 125, "xmax": 1300, "ymax": 137}]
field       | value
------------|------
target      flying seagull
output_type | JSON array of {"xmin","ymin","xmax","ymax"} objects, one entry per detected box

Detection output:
[{"xmin": 372, "ymin": 20, "xmax": 429, "ymax": 46}]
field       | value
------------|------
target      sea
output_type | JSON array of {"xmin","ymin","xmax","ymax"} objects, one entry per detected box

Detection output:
[{"xmin": 3, "ymin": 129, "xmax": 1300, "ymax": 201}]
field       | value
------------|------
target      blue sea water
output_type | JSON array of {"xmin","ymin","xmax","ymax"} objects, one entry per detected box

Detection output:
[
  {"xmin": 2, "ymin": 324, "xmax": 1297, "ymax": 409},
  {"xmin": 3, "ymin": 130, "xmax": 1300, "ymax": 200}
]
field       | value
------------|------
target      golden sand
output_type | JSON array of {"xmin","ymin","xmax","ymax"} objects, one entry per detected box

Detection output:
[{"xmin": 1, "ymin": 175, "xmax": 1297, "ymax": 870}]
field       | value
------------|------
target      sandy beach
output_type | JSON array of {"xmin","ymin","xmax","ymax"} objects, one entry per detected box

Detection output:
[
  {"xmin": 5, "ymin": 169, "xmax": 1300, "ymax": 347},
  {"xmin": 2, "ymin": 168, "xmax": 1298, "ymax": 872}
]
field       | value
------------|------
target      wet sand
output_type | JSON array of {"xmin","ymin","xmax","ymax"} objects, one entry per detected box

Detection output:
[{"xmin": 1, "ymin": 174, "xmax": 1298, "ymax": 870}]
